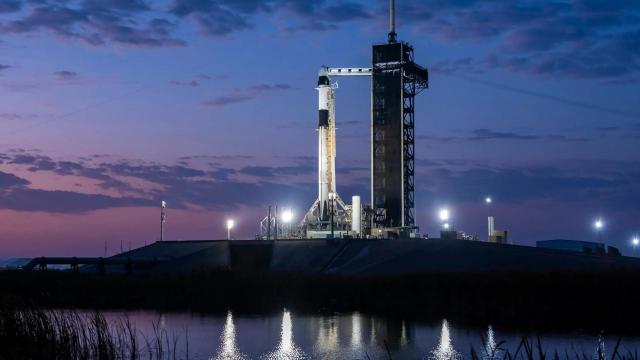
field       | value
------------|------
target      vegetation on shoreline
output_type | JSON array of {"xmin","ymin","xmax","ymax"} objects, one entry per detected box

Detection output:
[
  {"xmin": 1, "ymin": 308, "xmax": 640, "ymax": 360},
  {"xmin": 0, "ymin": 308, "xmax": 185, "ymax": 360}
]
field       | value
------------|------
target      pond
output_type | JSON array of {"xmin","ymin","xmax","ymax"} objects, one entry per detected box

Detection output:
[{"xmin": 99, "ymin": 310, "xmax": 640, "ymax": 359}]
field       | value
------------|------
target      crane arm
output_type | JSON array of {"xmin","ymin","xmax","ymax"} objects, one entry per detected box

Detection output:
[{"xmin": 319, "ymin": 66, "xmax": 372, "ymax": 77}]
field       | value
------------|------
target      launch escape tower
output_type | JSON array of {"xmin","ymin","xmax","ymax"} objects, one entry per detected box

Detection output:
[{"xmin": 371, "ymin": 15, "xmax": 428, "ymax": 229}]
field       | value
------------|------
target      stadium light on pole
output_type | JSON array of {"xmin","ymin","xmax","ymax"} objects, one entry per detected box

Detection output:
[
  {"xmin": 594, "ymin": 218, "xmax": 604, "ymax": 242},
  {"xmin": 594, "ymin": 219, "xmax": 603, "ymax": 230},
  {"xmin": 282, "ymin": 209, "xmax": 293, "ymax": 223},
  {"xmin": 439, "ymin": 208, "xmax": 450, "ymax": 230},
  {"xmin": 160, "ymin": 200, "xmax": 167, "ymax": 241},
  {"xmin": 485, "ymin": 197, "xmax": 493, "ymax": 241},
  {"xmin": 226, "ymin": 219, "xmax": 235, "ymax": 240},
  {"xmin": 439, "ymin": 208, "xmax": 450, "ymax": 222},
  {"xmin": 282, "ymin": 209, "xmax": 293, "ymax": 238}
]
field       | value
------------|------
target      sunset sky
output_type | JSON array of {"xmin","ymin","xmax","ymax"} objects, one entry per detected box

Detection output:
[{"xmin": 1, "ymin": 0, "xmax": 639, "ymax": 257}]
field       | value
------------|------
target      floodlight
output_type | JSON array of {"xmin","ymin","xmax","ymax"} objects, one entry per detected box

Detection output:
[
  {"xmin": 282, "ymin": 210, "xmax": 293, "ymax": 223},
  {"xmin": 439, "ymin": 208, "xmax": 450, "ymax": 222}
]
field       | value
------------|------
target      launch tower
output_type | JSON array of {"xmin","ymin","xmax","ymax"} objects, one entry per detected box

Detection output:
[{"xmin": 371, "ymin": 0, "xmax": 428, "ymax": 230}]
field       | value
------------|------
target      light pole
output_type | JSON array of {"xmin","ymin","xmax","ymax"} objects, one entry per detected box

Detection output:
[
  {"xmin": 282, "ymin": 209, "xmax": 293, "ymax": 238},
  {"xmin": 160, "ymin": 200, "xmax": 166, "ymax": 241},
  {"xmin": 226, "ymin": 219, "xmax": 235, "ymax": 240},
  {"xmin": 274, "ymin": 205, "xmax": 278, "ymax": 241},
  {"xmin": 485, "ymin": 197, "xmax": 493, "ymax": 241},
  {"xmin": 632, "ymin": 236, "xmax": 639, "ymax": 256},
  {"xmin": 439, "ymin": 208, "xmax": 450, "ymax": 229},
  {"xmin": 594, "ymin": 219, "xmax": 604, "ymax": 242},
  {"xmin": 267, "ymin": 206, "xmax": 272, "ymax": 240}
]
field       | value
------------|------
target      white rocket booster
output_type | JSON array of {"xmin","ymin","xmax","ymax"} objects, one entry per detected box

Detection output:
[
  {"xmin": 301, "ymin": 66, "xmax": 371, "ymax": 232},
  {"xmin": 317, "ymin": 74, "xmax": 335, "ymax": 221}
]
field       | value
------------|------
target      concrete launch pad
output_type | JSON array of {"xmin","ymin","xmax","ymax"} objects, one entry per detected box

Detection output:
[{"xmin": 96, "ymin": 238, "xmax": 640, "ymax": 275}]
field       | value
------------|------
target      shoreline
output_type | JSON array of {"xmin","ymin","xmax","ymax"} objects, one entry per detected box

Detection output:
[{"xmin": 2, "ymin": 268, "xmax": 640, "ymax": 333}]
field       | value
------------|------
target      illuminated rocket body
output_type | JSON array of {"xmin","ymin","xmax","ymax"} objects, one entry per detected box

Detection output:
[
  {"xmin": 301, "ymin": 66, "xmax": 370, "ymax": 234},
  {"xmin": 317, "ymin": 74, "xmax": 336, "ymax": 221}
]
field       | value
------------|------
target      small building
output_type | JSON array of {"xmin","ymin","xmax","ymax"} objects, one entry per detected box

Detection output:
[
  {"xmin": 536, "ymin": 239, "xmax": 606, "ymax": 254},
  {"xmin": 489, "ymin": 230, "xmax": 508, "ymax": 244},
  {"xmin": 439, "ymin": 230, "xmax": 479, "ymax": 242},
  {"xmin": 440, "ymin": 230, "xmax": 458, "ymax": 241}
]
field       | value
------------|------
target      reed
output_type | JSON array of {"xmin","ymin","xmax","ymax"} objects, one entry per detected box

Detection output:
[
  {"xmin": 1, "ymin": 307, "xmax": 639, "ymax": 360},
  {"xmin": 0, "ymin": 308, "xmax": 184, "ymax": 360},
  {"xmin": 467, "ymin": 335, "xmax": 638, "ymax": 360}
]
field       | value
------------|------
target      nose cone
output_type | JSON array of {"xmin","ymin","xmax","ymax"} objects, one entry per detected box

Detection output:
[{"xmin": 317, "ymin": 75, "xmax": 330, "ymax": 86}]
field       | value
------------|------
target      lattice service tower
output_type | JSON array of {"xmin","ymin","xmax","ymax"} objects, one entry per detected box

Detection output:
[{"xmin": 371, "ymin": 0, "xmax": 428, "ymax": 231}]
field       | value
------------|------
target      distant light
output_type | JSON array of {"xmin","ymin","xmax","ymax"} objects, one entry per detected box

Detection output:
[
  {"xmin": 161, "ymin": 200, "xmax": 167, "ymax": 208},
  {"xmin": 282, "ymin": 209, "xmax": 293, "ymax": 223},
  {"xmin": 485, "ymin": 197, "xmax": 492, "ymax": 204},
  {"xmin": 438, "ymin": 208, "xmax": 450, "ymax": 222},
  {"xmin": 226, "ymin": 219, "xmax": 235, "ymax": 230},
  {"xmin": 443, "ymin": 223, "xmax": 450, "ymax": 230},
  {"xmin": 633, "ymin": 237, "xmax": 639, "ymax": 246},
  {"xmin": 594, "ymin": 219, "xmax": 604, "ymax": 230}
]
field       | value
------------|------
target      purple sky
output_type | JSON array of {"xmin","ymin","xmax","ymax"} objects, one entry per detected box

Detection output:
[{"xmin": 0, "ymin": 0, "xmax": 639, "ymax": 257}]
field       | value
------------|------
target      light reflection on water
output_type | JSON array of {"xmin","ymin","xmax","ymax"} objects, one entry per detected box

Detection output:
[
  {"xmin": 483, "ymin": 325, "xmax": 500, "ymax": 360},
  {"xmin": 261, "ymin": 310, "xmax": 307, "ymax": 360},
  {"xmin": 429, "ymin": 319, "xmax": 460, "ymax": 360},
  {"xmin": 351, "ymin": 312, "xmax": 361, "ymax": 349},
  {"xmin": 212, "ymin": 311, "xmax": 247, "ymax": 360},
  {"xmin": 98, "ymin": 311, "xmax": 640, "ymax": 360},
  {"xmin": 314, "ymin": 315, "xmax": 339, "ymax": 355}
]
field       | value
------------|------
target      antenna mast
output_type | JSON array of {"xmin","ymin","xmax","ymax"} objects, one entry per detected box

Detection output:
[{"xmin": 388, "ymin": 0, "xmax": 397, "ymax": 43}]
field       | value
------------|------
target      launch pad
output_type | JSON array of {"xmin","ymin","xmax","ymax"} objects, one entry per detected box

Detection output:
[{"xmin": 260, "ymin": 0, "xmax": 428, "ymax": 239}]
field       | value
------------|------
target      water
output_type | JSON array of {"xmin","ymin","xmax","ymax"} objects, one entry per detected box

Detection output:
[{"xmin": 100, "ymin": 310, "xmax": 640, "ymax": 359}]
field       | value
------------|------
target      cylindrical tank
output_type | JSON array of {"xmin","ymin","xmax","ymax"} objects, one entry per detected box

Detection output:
[
  {"xmin": 352, "ymin": 195, "xmax": 361, "ymax": 235},
  {"xmin": 488, "ymin": 216, "xmax": 495, "ymax": 241}
]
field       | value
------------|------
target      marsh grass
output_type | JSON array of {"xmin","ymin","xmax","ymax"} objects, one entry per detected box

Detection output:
[
  {"xmin": 466, "ymin": 335, "xmax": 640, "ymax": 360},
  {"xmin": 0, "ymin": 308, "xmax": 186, "ymax": 360},
  {"xmin": 1, "ymin": 308, "xmax": 640, "ymax": 360}
]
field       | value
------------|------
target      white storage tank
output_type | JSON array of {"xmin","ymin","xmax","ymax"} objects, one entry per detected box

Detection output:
[{"xmin": 351, "ymin": 195, "xmax": 361, "ymax": 235}]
